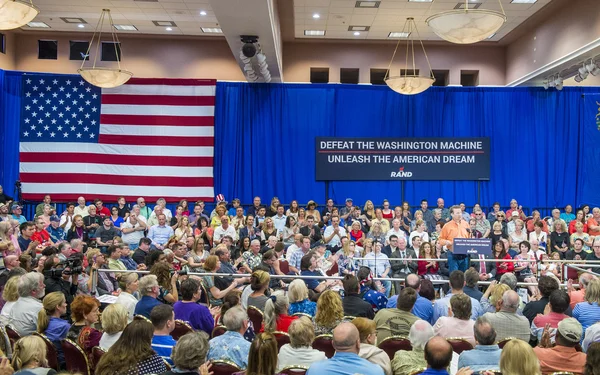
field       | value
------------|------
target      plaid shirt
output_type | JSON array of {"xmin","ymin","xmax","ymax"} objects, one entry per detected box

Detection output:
[
  {"xmin": 242, "ymin": 251, "xmax": 262, "ymax": 271},
  {"xmin": 289, "ymin": 248, "xmax": 309, "ymax": 272}
]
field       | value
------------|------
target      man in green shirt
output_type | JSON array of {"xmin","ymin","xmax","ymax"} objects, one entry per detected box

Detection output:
[{"xmin": 374, "ymin": 286, "xmax": 419, "ymax": 343}]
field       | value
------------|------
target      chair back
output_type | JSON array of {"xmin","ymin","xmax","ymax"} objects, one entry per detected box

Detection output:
[
  {"xmin": 133, "ymin": 314, "xmax": 152, "ymax": 324},
  {"xmin": 291, "ymin": 312, "xmax": 312, "ymax": 319},
  {"xmin": 91, "ymin": 346, "xmax": 106, "ymax": 369},
  {"xmin": 279, "ymin": 260, "xmax": 290, "ymax": 275},
  {"xmin": 326, "ymin": 262, "xmax": 339, "ymax": 276},
  {"xmin": 247, "ymin": 305, "xmax": 264, "ymax": 332},
  {"xmin": 210, "ymin": 359, "xmax": 242, "ymax": 375},
  {"xmin": 212, "ymin": 325, "xmax": 227, "ymax": 339},
  {"xmin": 0, "ymin": 325, "xmax": 12, "ymax": 358},
  {"xmin": 280, "ymin": 365, "xmax": 309, "ymax": 375},
  {"xmin": 199, "ymin": 282, "xmax": 210, "ymax": 305},
  {"xmin": 5, "ymin": 325, "xmax": 20, "ymax": 350},
  {"xmin": 171, "ymin": 320, "xmax": 194, "ymax": 340},
  {"xmin": 377, "ymin": 335, "xmax": 412, "ymax": 360},
  {"xmin": 273, "ymin": 331, "xmax": 291, "ymax": 351},
  {"xmin": 312, "ymin": 334, "xmax": 335, "ymax": 358},
  {"xmin": 446, "ymin": 338, "xmax": 474, "ymax": 354},
  {"xmin": 497, "ymin": 337, "xmax": 517, "ymax": 349},
  {"xmin": 61, "ymin": 338, "xmax": 91, "ymax": 375},
  {"xmin": 33, "ymin": 333, "xmax": 59, "ymax": 371}
]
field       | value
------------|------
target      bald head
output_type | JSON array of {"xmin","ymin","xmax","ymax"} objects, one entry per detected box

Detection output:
[
  {"xmin": 500, "ymin": 290, "xmax": 520, "ymax": 312},
  {"xmin": 332, "ymin": 322, "xmax": 360, "ymax": 354},
  {"xmin": 406, "ymin": 274, "xmax": 421, "ymax": 290},
  {"xmin": 424, "ymin": 336, "xmax": 453, "ymax": 370}
]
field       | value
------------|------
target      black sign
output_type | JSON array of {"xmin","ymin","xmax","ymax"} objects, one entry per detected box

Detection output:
[
  {"xmin": 453, "ymin": 238, "xmax": 493, "ymax": 256},
  {"xmin": 315, "ymin": 137, "xmax": 490, "ymax": 181}
]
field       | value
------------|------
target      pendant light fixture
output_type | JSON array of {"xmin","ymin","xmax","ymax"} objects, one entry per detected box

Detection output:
[
  {"xmin": 426, "ymin": 0, "xmax": 507, "ymax": 44},
  {"xmin": 384, "ymin": 18, "xmax": 435, "ymax": 96},
  {"xmin": 78, "ymin": 9, "xmax": 133, "ymax": 88},
  {"xmin": 0, "ymin": 0, "xmax": 39, "ymax": 30}
]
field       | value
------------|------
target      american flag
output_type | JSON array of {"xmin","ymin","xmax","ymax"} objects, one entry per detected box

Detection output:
[{"xmin": 19, "ymin": 75, "xmax": 215, "ymax": 202}]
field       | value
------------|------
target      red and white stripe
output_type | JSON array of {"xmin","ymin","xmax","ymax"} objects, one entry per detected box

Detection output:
[{"xmin": 20, "ymin": 78, "xmax": 216, "ymax": 202}]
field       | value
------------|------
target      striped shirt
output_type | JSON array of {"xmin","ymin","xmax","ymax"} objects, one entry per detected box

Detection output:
[{"xmin": 151, "ymin": 334, "xmax": 176, "ymax": 365}]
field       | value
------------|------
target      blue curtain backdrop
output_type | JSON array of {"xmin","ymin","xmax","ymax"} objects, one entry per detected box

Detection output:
[{"xmin": 2, "ymin": 69, "xmax": 600, "ymax": 211}]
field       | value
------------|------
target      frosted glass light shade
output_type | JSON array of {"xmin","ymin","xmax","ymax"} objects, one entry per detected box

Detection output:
[
  {"xmin": 78, "ymin": 67, "xmax": 133, "ymax": 88},
  {"xmin": 0, "ymin": 0, "xmax": 39, "ymax": 30},
  {"xmin": 426, "ymin": 10, "xmax": 506, "ymax": 44},
  {"xmin": 385, "ymin": 76, "xmax": 435, "ymax": 95}
]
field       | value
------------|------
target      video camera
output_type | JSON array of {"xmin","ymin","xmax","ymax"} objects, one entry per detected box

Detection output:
[{"xmin": 43, "ymin": 255, "xmax": 83, "ymax": 278}]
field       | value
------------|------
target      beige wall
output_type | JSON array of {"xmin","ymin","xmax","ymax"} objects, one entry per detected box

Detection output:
[
  {"xmin": 0, "ymin": 32, "xmax": 16, "ymax": 70},
  {"xmin": 284, "ymin": 41, "xmax": 506, "ymax": 85},
  {"xmin": 12, "ymin": 32, "xmax": 245, "ymax": 80},
  {"xmin": 506, "ymin": 0, "xmax": 600, "ymax": 84}
]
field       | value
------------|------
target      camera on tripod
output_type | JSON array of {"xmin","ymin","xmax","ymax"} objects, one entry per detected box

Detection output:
[{"xmin": 43, "ymin": 255, "xmax": 83, "ymax": 278}]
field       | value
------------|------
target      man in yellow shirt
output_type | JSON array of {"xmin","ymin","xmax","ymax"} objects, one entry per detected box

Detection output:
[{"xmin": 439, "ymin": 205, "xmax": 470, "ymax": 272}]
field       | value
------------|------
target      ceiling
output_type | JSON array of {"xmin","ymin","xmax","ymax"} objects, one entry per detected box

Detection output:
[
  {"xmin": 22, "ymin": 0, "xmax": 552, "ymax": 42},
  {"xmin": 295, "ymin": 0, "xmax": 552, "ymax": 42}
]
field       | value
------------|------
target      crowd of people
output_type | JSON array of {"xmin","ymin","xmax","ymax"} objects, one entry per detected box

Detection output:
[{"xmin": 0, "ymin": 189, "xmax": 598, "ymax": 375}]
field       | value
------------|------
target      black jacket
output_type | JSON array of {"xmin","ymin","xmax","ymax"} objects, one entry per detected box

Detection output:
[
  {"xmin": 343, "ymin": 293, "xmax": 375, "ymax": 319},
  {"xmin": 132, "ymin": 248, "xmax": 148, "ymax": 266},
  {"xmin": 45, "ymin": 276, "xmax": 78, "ymax": 319}
]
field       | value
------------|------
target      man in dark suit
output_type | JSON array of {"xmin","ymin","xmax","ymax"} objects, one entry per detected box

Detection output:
[
  {"xmin": 470, "ymin": 252, "xmax": 497, "ymax": 282},
  {"xmin": 299, "ymin": 215, "xmax": 322, "ymax": 246},
  {"xmin": 238, "ymin": 215, "xmax": 259, "ymax": 243},
  {"xmin": 390, "ymin": 237, "xmax": 417, "ymax": 295},
  {"xmin": 382, "ymin": 234, "xmax": 400, "ymax": 257}
]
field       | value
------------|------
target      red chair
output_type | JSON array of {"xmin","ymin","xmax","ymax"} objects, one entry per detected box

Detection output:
[
  {"xmin": 273, "ymin": 331, "xmax": 291, "ymax": 351},
  {"xmin": 33, "ymin": 333, "xmax": 59, "ymax": 371},
  {"xmin": 171, "ymin": 320, "xmax": 194, "ymax": 340},
  {"xmin": 280, "ymin": 365, "xmax": 309, "ymax": 375},
  {"xmin": 497, "ymin": 337, "xmax": 517, "ymax": 349},
  {"xmin": 247, "ymin": 305, "xmax": 264, "ymax": 332},
  {"xmin": 210, "ymin": 359, "xmax": 242, "ymax": 375},
  {"xmin": 326, "ymin": 262, "xmax": 339, "ymax": 276},
  {"xmin": 61, "ymin": 339, "xmax": 92, "ymax": 375},
  {"xmin": 279, "ymin": 260, "xmax": 290, "ymax": 275},
  {"xmin": 446, "ymin": 338, "xmax": 474, "ymax": 354},
  {"xmin": 312, "ymin": 334, "xmax": 335, "ymax": 358},
  {"xmin": 377, "ymin": 335, "xmax": 412, "ymax": 360},
  {"xmin": 91, "ymin": 346, "xmax": 106, "ymax": 369},
  {"xmin": 5, "ymin": 325, "xmax": 20, "ymax": 350},
  {"xmin": 211, "ymin": 325, "xmax": 227, "ymax": 339}
]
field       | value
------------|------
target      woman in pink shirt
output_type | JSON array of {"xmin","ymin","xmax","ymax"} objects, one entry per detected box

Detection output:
[{"xmin": 433, "ymin": 293, "xmax": 476, "ymax": 347}]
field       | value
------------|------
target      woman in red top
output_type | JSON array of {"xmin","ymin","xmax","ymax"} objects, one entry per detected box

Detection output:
[
  {"xmin": 569, "ymin": 210, "xmax": 588, "ymax": 234},
  {"xmin": 381, "ymin": 199, "xmax": 394, "ymax": 221},
  {"xmin": 31, "ymin": 217, "xmax": 53, "ymax": 247},
  {"xmin": 493, "ymin": 240, "xmax": 514, "ymax": 281},
  {"xmin": 417, "ymin": 241, "xmax": 440, "ymax": 279},
  {"xmin": 261, "ymin": 290, "xmax": 297, "ymax": 333},
  {"xmin": 349, "ymin": 221, "xmax": 365, "ymax": 246}
]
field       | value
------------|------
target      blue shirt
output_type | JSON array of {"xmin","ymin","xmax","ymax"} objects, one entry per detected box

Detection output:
[
  {"xmin": 46, "ymin": 225, "xmax": 65, "ymax": 243},
  {"xmin": 360, "ymin": 285, "xmax": 388, "ymax": 312},
  {"xmin": 11, "ymin": 214, "xmax": 26, "ymax": 224},
  {"xmin": 134, "ymin": 295, "xmax": 162, "ymax": 318},
  {"xmin": 421, "ymin": 369, "xmax": 449, "ymax": 375},
  {"xmin": 573, "ymin": 302, "xmax": 600, "ymax": 335},
  {"xmin": 412, "ymin": 295, "xmax": 434, "ymax": 324},
  {"xmin": 307, "ymin": 351, "xmax": 384, "ymax": 375},
  {"xmin": 148, "ymin": 224, "xmax": 174, "ymax": 246},
  {"xmin": 433, "ymin": 293, "xmax": 482, "ymax": 323},
  {"xmin": 120, "ymin": 256, "xmax": 138, "ymax": 271},
  {"xmin": 151, "ymin": 334, "xmax": 176, "ymax": 365},
  {"xmin": 458, "ymin": 344, "xmax": 502, "ymax": 372},
  {"xmin": 207, "ymin": 331, "xmax": 251, "ymax": 369},
  {"xmin": 301, "ymin": 270, "xmax": 323, "ymax": 291},
  {"xmin": 289, "ymin": 299, "xmax": 316, "ymax": 316},
  {"xmin": 45, "ymin": 317, "xmax": 70, "ymax": 364}
]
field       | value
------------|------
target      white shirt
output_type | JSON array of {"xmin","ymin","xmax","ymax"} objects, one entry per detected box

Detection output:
[
  {"xmin": 99, "ymin": 332, "xmax": 122, "ymax": 350},
  {"xmin": 59, "ymin": 214, "xmax": 73, "ymax": 231},
  {"xmin": 121, "ymin": 221, "xmax": 145, "ymax": 245},
  {"xmin": 9, "ymin": 296, "xmax": 43, "ymax": 336},
  {"xmin": 213, "ymin": 225, "xmax": 238, "ymax": 243},
  {"xmin": 272, "ymin": 215, "xmax": 287, "ymax": 233},
  {"xmin": 363, "ymin": 252, "xmax": 390, "ymax": 277},
  {"xmin": 323, "ymin": 225, "xmax": 347, "ymax": 247},
  {"xmin": 286, "ymin": 244, "xmax": 300, "ymax": 261},
  {"xmin": 386, "ymin": 228, "xmax": 406, "ymax": 244},
  {"xmin": 74, "ymin": 206, "xmax": 89, "ymax": 218},
  {"xmin": 115, "ymin": 292, "xmax": 139, "ymax": 322},
  {"xmin": 408, "ymin": 230, "xmax": 430, "ymax": 247}
]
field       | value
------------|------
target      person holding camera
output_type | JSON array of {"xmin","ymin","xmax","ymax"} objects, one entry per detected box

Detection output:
[{"xmin": 43, "ymin": 254, "xmax": 80, "ymax": 320}]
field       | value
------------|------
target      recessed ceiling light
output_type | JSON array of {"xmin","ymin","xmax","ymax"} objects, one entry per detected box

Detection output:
[
  {"xmin": 388, "ymin": 32, "xmax": 411, "ymax": 38},
  {"xmin": 511, "ymin": 0, "xmax": 537, "ymax": 3},
  {"xmin": 355, "ymin": 1, "xmax": 380, "ymax": 8},
  {"xmin": 201, "ymin": 27, "xmax": 222, "ymax": 33},
  {"xmin": 166, "ymin": 27, "xmax": 172, "ymax": 31},
  {"xmin": 26, "ymin": 22, "xmax": 50, "ymax": 28},
  {"xmin": 304, "ymin": 30, "xmax": 325, "ymax": 36},
  {"xmin": 200, "ymin": 11, "xmax": 207, "ymax": 16},
  {"xmin": 354, "ymin": 31, "xmax": 361, "ymax": 36},
  {"xmin": 455, "ymin": 2, "xmax": 481, "ymax": 9},
  {"xmin": 153, "ymin": 20, "xmax": 177, "ymax": 27},
  {"xmin": 313, "ymin": 13, "xmax": 320, "ymax": 19},
  {"xmin": 113, "ymin": 24, "xmax": 138, "ymax": 31},
  {"xmin": 78, "ymin": 24, "xmax": 85, "ymax": 28},
  {"xmin": 348, "ymin": 26, "xmax": 370, "ymax": 31}
]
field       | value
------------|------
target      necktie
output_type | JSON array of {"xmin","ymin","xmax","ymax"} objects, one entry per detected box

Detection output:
[{"xmin": 479, "ymin": 254, "xmax": 486, "ymax": 274}]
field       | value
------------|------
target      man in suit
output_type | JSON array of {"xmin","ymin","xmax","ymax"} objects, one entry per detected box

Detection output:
[
  {"xmin": 382, "ymin": 234, "xmax": 400, "ymax": 257},
  {"xmin": 390, "ymin": 237, "xmax": 417, "ymax": 295},
  {"xmin": 470, "ymin": 252, "xmax": 497, "ymax": 282},
  {"xmin": 299, "ymin": 215, "xmax": 322, "ymax": 246}
]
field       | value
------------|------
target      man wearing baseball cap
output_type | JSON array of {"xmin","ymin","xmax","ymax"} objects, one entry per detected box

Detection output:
[
  {"xmin": 339, "ymin": 198, "xmax": 354, "ymax": 221},
  {"xmin": 10, "ymin": 203, "xmax": 27, "ymax": 224},
  {"xmin": 533, "ymin": 317, "xmax": 587, "ymax": 374}
]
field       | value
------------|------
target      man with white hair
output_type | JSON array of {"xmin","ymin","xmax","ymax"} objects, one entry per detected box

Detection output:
[
  {"xmin": 483, "ymin": 290, "xmax": 530, "ymax": 342},
  {"xmin": 458, "ymin": 317, "xmax": 501, "ymax": 371},
  {"xmin": 391, "ymin": 320, "xmax": 435, "ymax": 375},
  {"xmin": 137, "ymin": 197, "xmax": 152, "ymax": 220},
  {"xmin": 73, "ymin": 196, "xmax": 89, "ymax": 217},
  {"xmin": 207, "ymin": 306, "xmax": 251, "ymax": 369},
  {"xmin": 156, "ymin": 198, "xmax": 172, "ymax": 219},
  {"xmin": 134, "ymin": 275, "xmax": 163, "ymax": 318},
  {"xmin": 9, "ymin": 273, "xmax": 45, "ymax": 335},
  {"xmin": 147, "ymin": 205, "xmax": 164, "ymax": 227},
  {"xmin": 128, "ymin": 205, "xmax": 147, "ymax": 224}
]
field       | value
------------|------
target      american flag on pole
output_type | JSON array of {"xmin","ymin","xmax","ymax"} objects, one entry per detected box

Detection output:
[{"xmin": 19, "ymin": 75, "xmax": 215, "ymax": 202}]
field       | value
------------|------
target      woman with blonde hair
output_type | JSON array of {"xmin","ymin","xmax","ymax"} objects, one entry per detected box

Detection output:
[
  {"xmin": 480, "ymin": 281, "xmax": 511, "ymax": 313},
  {"xmin": 288, "ymin": 279, "xmax": 316, "ymax": 316},
  {"xmin": 201, "ymin": 255, "xmax": 241, "ymax": 306},
  {"xmin": 363, "ymin": 200, "xmax": 376, "ymax": 221},
  {"xmin": 262, "ymin": 290, "xmax": 297, "ymax": 333},
  {"xmin": 11, "ymin": 335, "xmax": 57, "ymax": 375},
  {"xmin": 99, "ymin": 303, "xmax": 129, "ymax": 350},
  {"xmin": 574, "ymin": 279, "xmax": 600, "ymax": 334},
  {"xmin": 337, "ymin": 239, "xmax": 358, "ymax": 276},
  {"xmin": 0, "ymin": 276, "xmax": 20, "ymax": 323},
  {"xmin": 277, "ymin": 317, "xmax": 326, "ymax": 371},
  {"xmin": 115, "ymin": 272, "xmax": 139, "ymax": 321},
  {"xmin": 186, "ymin": 236, "xmax": 209, "ymax": 272},
  {"xmin": 232, "ymin": 332, "xmax": 278, "ymax": 375},
  {"xmin": 37, "ymin": 292, "xmax": 69, "ymax": 366},
  {"xmin": 260, "ymin": 217, "xmax": 278, "ymax": 245},
  {"xmin": 210, "ymin": 205, "xmax": 227, "ymax": 229},
  {"xmin": 313, "ymin": 290, "xmax": 345, "ymax": 335},
  {"xmin": 495, "ymin": 339, "xmax": 541, "ymax": 375},
  {"xmin": 0, "ymin": 221, "xmax": 17, "ymax": 256},
  {"xmin": 174, "ymin": 216, "xmax": 192, "ymax": 243},
  {"xmin": 352, "ymin": 317, "xmax": 392, "ymax": 375}
]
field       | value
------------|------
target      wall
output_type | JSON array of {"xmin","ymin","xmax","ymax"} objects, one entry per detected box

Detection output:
[
  {"xmin": 283, "ymin": 41, "xmax": 506, "ymax": 85},
  {"xmin": 12, "ymin": 32, "xmax": 245, "ymax": 80},
  {"xmin": 506, "ymin": 0, "xmax": 600, "ymax": 84},
  {"xmin": 0, "ymin": 31, "xmax": 16, "ymax": 70}
]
